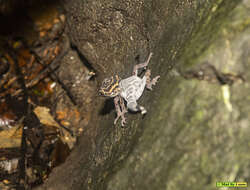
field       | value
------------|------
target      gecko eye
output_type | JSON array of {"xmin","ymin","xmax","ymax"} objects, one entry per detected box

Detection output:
[
  {"xmin": 102, "ymin": 77, "xmax": 113, "ymax": 87},
  {"xmin": 98, "ymin": 89, "xmax": 105, "ymax": 96},
  {"xmin": 102, "ymin": 81, "xmax": 108, "ymax": 86}
]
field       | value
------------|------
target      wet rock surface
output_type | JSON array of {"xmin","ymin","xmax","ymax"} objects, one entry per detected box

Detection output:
[{"xmin": 107, "ymin": 1, "xmax": 250, "ymax": 190}]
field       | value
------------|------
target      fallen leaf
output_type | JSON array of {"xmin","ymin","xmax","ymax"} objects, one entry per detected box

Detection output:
[
  {"xmin": 0, "ymin": 158, "xmax": 19, "ymax": 173},
  {"xmin": 0, "ymin": 126, "xmax": 22, "ymax": 148},
  {"xmin": 33, "ymin": 106, "xmax": 59, "ymax": 128},
  {"xmin": 60, "ymin": 120, "xmax": 70, "ymax": 127},
  {"xmin": 3, "ymin": 179, "xmax": 10, "ymax": 184}
]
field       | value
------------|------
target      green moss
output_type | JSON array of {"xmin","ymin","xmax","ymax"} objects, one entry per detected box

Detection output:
[
  {"xmin": 194, "ymin": 110, "xmax": 204, "ymax": 121},
  {"xmin": 180, "ymin": 1, "xmax": 240, "ymax": 68}
]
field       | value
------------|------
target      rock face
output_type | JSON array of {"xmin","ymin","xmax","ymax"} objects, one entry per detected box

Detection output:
[{"xmin": 38, "ymin": 0, "xmax": 250, "ymax": 189}]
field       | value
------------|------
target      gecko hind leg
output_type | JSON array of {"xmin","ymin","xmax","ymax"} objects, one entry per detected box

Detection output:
[
  {"xmin": 132, "ymin": 52, "xmax": 153, "ymax": 76},
  {"xmin": 145, "ymin": 69, "xmax": 160, "ymax": 90},
  {"xmin": 114, "ymin": 96, "xmax": 127, "ymax": 126}
]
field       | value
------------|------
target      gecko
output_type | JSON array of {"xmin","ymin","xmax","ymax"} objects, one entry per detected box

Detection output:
[{"xmin": 99, "ymin": 52, "xmax": 160, "ymax": 126}]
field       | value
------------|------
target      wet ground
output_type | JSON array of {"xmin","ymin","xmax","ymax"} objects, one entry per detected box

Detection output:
[{"xmin": 0, "ymin": 1, "xmax": 96, "ymax": 189}]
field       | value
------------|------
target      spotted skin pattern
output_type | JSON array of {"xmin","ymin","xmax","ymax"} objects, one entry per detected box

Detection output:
[
  {"xmin": 99, "ymin": 75, "xmax": 121, "ymax": 97},
  {"xmin": 99, "ymin": 52, "xmax": 160, "ymax": 126}
]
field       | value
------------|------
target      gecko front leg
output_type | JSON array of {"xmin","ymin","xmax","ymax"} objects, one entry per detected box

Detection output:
[
  {"xmin": 119, "ymin": 95, "xmax": 128, "ymax": 115},
  {"xmin": 114, "ymin": 95, "xmax": 127, "ymax": 126}
]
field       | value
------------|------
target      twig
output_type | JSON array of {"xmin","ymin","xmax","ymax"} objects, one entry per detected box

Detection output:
[
  {"xmin": 5, "ymin": 43, "xmax": 30, "ymax": 189},
  {"xmin": 26, "ymin": 36, "xmax": 78, "ymax": 105}
]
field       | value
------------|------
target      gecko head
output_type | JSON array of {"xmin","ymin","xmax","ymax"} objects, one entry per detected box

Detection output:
[{"xmin": 99, "ymin": 75, "xmax": 121, "ymax": 97}]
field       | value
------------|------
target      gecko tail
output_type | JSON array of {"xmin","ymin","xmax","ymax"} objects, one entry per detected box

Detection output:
[{"xmin": 127, "ymin": 102, "xmax": 147, "ymax": 115}]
